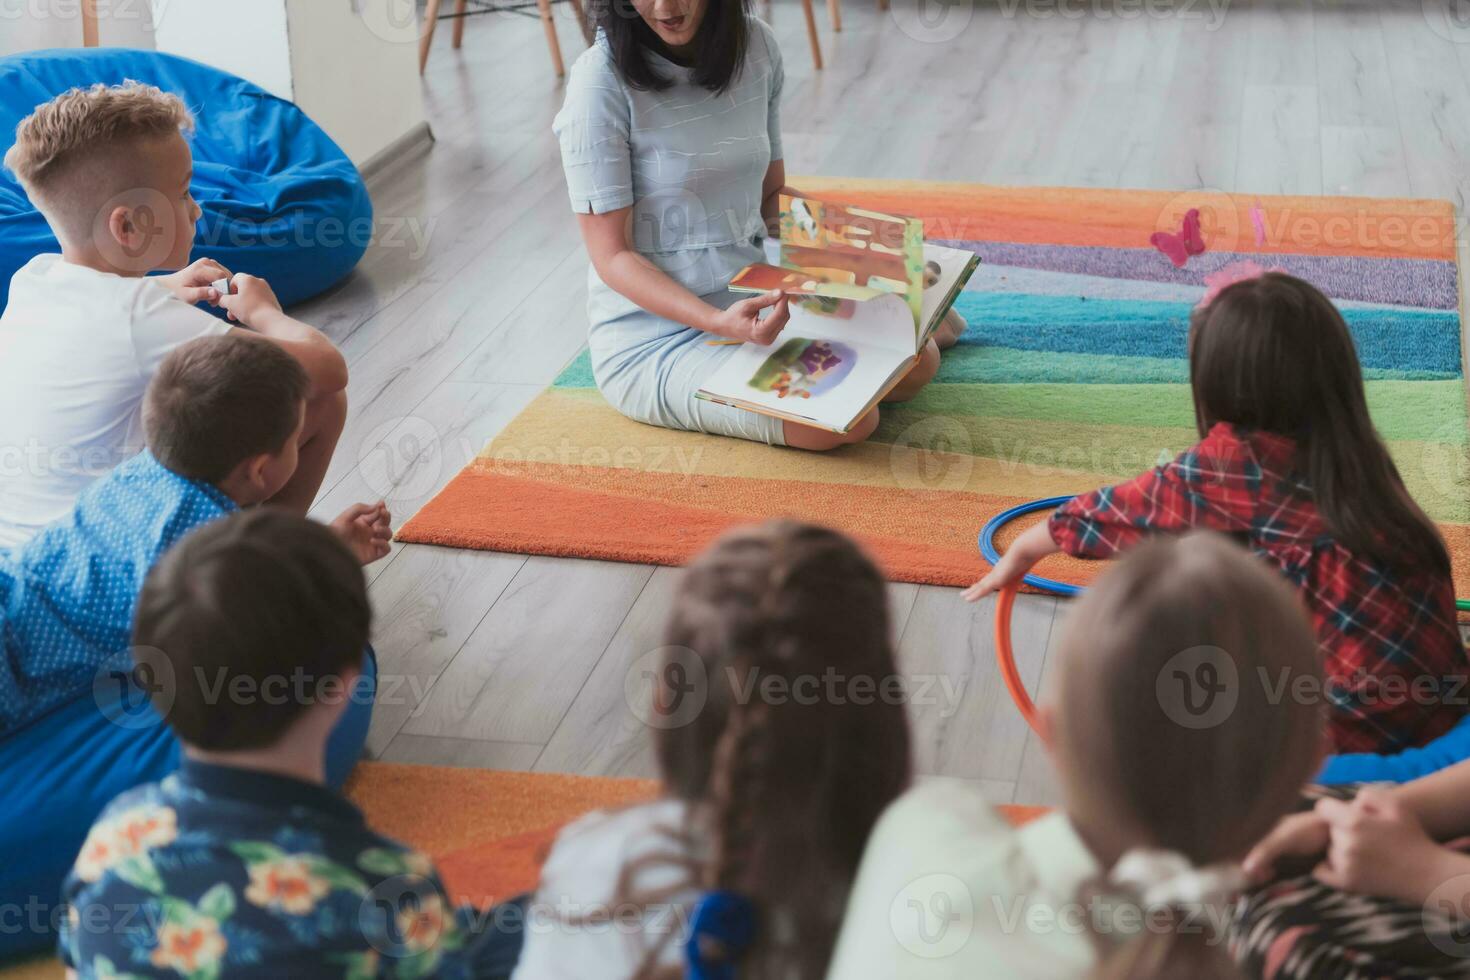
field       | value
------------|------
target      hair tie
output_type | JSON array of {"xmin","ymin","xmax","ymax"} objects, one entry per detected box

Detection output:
[
  {"xmin": 1198, "ymin": 260, "xmax": 1284, "ymax": 309},
  {"xmin": 1109, "ymin": 848, "xmax": 1246, "ymax": 908},
  {"xmin": 684, "ymin": 890, "xmax": 757, "ymax": 980}
]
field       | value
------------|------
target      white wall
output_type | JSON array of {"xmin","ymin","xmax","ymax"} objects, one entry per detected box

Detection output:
[
  {"xmin": 0, "ymin": 0, "xmax": 157, "ymax": 57},
  {"xmin": 150, "ymin": 0, "xmax": 294, "ymax": 99},
  {"xmin": 2, "ymin": 0, "xmax": 427, "ymax": 169},
  {"xmin": 286, "ymin": 0, "xmax": 426, "ymax": 165}
]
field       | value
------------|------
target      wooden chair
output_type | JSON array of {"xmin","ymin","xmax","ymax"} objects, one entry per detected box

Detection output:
[
  {"xmin": 420, "ymin": 0, "xmax": 593, "ymax": 76},
  {"xmin": 81, "ymin": 0, "xmax": 99, "ymax": 45}
]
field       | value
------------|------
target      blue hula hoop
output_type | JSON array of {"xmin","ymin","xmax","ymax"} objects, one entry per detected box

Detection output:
[
  {"xmin": 981, "ymin": 497, "xmax": 1470, "ymax": 612},
  {"xmin": 977, "ymin": 495, "xmax": 1085, "ymax": 597}
]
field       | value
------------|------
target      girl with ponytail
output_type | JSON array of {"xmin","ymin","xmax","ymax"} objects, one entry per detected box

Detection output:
[
  {"xmin": 512, "ymin": 521, "xmax": 911, "ymax": 979},
  {"xmin": 829, "ymin": 532, "xmax": 1325, "ymax": 979}
]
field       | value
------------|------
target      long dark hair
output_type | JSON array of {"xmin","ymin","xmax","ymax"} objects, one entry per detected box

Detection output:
[
  {"xmin": 620, "ymin": 520, "xmax": 912, "ymax": 979},
  {"xmin": 593, "ymin": 0, "xmax": 750, "ymax": 93},
  {"xmin": 1189, "ymin": 272, "xmax": 1450, "ymax": 577},
  {"xmin": 1050, "ymin": 533, "xmax": 1324, "ymax": 979}
]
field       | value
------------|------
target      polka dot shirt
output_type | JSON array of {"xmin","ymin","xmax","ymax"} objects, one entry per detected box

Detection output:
[{"xmin": 0, "ymin": 451, "xmax": 235, "ymax": 736}]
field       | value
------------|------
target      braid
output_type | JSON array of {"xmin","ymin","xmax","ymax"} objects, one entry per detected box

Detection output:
[
  {"xmin": 706, "ymin": 698, "xmax": 773, "ymax": 893},
  {"xmin": 616, "ymin": 521, "xmax": 911, "ymax": 980}
]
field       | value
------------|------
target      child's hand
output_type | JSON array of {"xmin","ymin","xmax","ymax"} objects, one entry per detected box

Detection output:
[
  {"xmin": 1312, "ymin": 789, "xmax": 1446, "ymax": 906},
  {"xmin": 159, "ymin": 258, "xmax": 232, "ymax": 305},
  {"xmin": 1243, "ymin": 810, "xmax": 1330, "ymax": 883},
  {"xmin": 961, "ymin": 521, "xmax": 1061, "ymax": 602},
  {"xmin": 216, "ymin": 273, "xmax": 284, "ymax": 328},
  {"xmin": 330, "ymin": 501, "xmax": 393, "ymax": 565}
]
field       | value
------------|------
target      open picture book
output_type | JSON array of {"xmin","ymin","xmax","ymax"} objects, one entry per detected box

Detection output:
[{"xmin": 696, "ymin": 195, "xmax": 980, "ymax": 433}]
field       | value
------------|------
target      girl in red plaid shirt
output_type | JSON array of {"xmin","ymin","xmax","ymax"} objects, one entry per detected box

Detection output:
[{"xmin": 967, "ymin": 271, "xmax": 1466, "ymax": 758}]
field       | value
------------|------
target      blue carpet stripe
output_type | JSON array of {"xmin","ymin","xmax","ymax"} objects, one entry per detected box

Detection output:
[{"xmin": 953, "ymin": 292, "xmax": 1464, "ymax": 375}]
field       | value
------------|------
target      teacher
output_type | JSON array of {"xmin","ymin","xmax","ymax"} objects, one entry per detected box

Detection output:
[{"xmin": 553, "ymin": 0, "xmax": 939, "ymax": 451}]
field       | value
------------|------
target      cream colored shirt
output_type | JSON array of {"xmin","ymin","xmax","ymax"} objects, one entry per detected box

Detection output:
[{"xmin": 826, "ymin": 779, "xmax": 1107, "ymax": 980}]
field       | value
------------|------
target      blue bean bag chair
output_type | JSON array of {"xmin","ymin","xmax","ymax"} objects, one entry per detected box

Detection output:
[
  {"xmin": 0, "ymin": 47, "xmax": 371, "ymax": 315},
  {"xmin": 0, "ymin": 649, "xmax": 378, "ymax": 962}
]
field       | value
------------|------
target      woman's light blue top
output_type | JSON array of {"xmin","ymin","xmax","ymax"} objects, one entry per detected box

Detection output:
[{"xmin": 552, "ymin": 21, "xmax": 785, "ymax": 337}]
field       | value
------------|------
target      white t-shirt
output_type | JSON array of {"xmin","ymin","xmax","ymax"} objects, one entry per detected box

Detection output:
[
  {"xmin": 514, "ymin": 798, "xmax": 703, "ymax": 979},
  {"xmin": 0, "ymin": 255, "xmax": 228, "ymax": 549},
  {"xmin": 826, "ymin": 779, "xmax": 1109, "ymax": 980}
]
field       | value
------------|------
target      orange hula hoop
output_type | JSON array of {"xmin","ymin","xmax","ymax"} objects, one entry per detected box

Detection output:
[{"xmin": 993, "ymin": 580, "xmax": 1042, "ymax": 734}]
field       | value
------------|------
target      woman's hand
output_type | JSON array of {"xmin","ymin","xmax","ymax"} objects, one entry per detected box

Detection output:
[
  {"xmin": 1244, "ymin": 810, "xmax": 1330, "ymax": 883},
  {"xmin": 962, "ymin": 521, "xmax": 1061, "ymax": 602},
  {"xmin": 707, "ymin": 290, "xmax": 790, "ymax": 344},
  {"xmin": 1312, "ymin": 788, "xmax": 1455, "ymax": 907}
]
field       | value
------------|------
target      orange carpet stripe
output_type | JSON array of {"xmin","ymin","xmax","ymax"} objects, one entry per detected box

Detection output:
[
  {"xmin": 453, "ymin": 456, "xmax": 1068, "ymax": 552},
  {"xmin": 397, "ymin": 464, "xmax": 1002, "ymax": 586},
  {"xmin": 401, "ymin": 462, "xmax": 1470, "ymax": 612},
  {"xmin": 793, "ymin": 178, "xmax": 1458, "ymax": 261},
  {"xmin": 346, "ymin": 764, "xmax": 1047, "ymax": 910}
]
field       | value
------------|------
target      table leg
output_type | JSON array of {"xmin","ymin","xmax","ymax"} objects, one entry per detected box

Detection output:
[
  {"xmin": 453, "ymin": 0, "xmax": 468, "ymax": 48},
  {"xmin": 81, "ymin": 0, "xmax": 99, "ymax": 46},
  {"xmin": 537, "ymin": 0, "xmax": 565, "ymax": 76},
  {"xmin": 801, "ymin": 0, "xmax": 823, "ymax": 69},
  {"xmin": 569, "ymin": 0, "xmax": 594, "ymax": 45},
  {"xmin": 419, "ymin": 0, "xmax": 443, "ymax": 73}
]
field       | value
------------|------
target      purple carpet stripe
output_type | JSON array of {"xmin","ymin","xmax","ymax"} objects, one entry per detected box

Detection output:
[{"xmin": 935, "ymin": 240, "xmax": 1459, "ymax": 310}]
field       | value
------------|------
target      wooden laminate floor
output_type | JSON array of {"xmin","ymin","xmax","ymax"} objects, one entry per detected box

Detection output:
[{"xmin": 293, "ymin": 0, "xmax": 1470, "ymax": 806}]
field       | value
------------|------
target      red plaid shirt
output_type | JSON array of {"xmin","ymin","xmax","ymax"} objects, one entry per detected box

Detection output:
[{"xmin": 1049, "ymin": 422, "xmax": 1466, "ymax": 754}]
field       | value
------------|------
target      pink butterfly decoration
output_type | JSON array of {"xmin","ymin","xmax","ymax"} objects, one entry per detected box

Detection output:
[
  {"xmin": 1150, "ymin": 208, "xmax": 1206, "ymax": 268},
  {"xmin": 1198, "ymin": 260, "xmax": 1284, "ymax": 309}
]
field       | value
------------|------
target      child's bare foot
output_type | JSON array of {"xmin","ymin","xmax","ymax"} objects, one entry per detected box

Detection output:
[
  {"xmin": 935, "ymin": 309, "xmax": 967, "ymax": 351},
  {"xmin": 331, "ymin": 501, "xmax": 393, "ymax": 565}
]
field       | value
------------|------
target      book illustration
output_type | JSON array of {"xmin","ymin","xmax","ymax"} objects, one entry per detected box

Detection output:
[
  {"xmin": 924, "ymin": 260, "xmax": 944, "ymax": 289},
  {"xmin": 795, "ymin": 295, "xmax": 857, "ymax": 319},
  {"xmin": 778, "ymin": 197, "xmax": 926, "ymax": 326},
  {"xmin": 728, "ymin": 263, "xmax": 881, "ymax": 308},
  {"xmin": 699, "ymin": 197, "xmax": 980, "ymax": 435},
  {"xmin": 747, "ymin": 338, "xmax": 857, "ymax": 400}
]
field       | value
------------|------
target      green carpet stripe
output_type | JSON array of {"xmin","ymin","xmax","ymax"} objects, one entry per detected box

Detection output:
[
  {"xmin": 909, "ymin": 380, "xmax": 1467, "ymax": 444},
  {"xmin": 559, "ymin": 345, "xmax": 1457, "ymax": 392},
  {"xmin": 554, "ymin": 350, "xmax": 597, "ymax": 389},
  {"xmin": 935, "ymin": 344, "xmax": 1457, "ymax": 385},
  {"xmin": 936, "ymin": 346, "xmax": 1188, "ymax": 384},
  {"xmin": 557, "ymin": 347, "xmax": 1466, "ymax": 443},
  {"xmin": 873, "ymin": 410, "xmax": 1470, "ymax": 523}
]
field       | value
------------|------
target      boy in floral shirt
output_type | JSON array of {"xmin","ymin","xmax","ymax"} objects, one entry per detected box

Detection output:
[{"xmin": 59, "ymin": 510, "xmax": 524, "ymax": 978}]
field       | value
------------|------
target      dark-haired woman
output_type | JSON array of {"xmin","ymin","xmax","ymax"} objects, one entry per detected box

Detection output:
[
  {"xmin": 552, "ymin": 0, "xmax": 939, "ymax": 452},
  {"xmin": 965, "ymin": 270, "xmax": 1466, "ymax": 758}
]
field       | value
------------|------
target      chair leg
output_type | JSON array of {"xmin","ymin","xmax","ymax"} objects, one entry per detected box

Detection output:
[
  {"xmin": 81, "ymin": 0, "xmax": 99, "ymax": 45},
  {"xmin": 801, "ymin": 0, "xmax": 823, "ymax": 69},
  {"xmin": 827, "ymin": 0, "xmax": 841, "ymax": 32},
  {"xmin": 419, "ymin": 0, "xmax": 443, "ymax": 73},
  {"xmin": 537, "ymin": 0, "xmax": 566, "ymax": 76},
  {"xmin": 877, "ymin": 0, "xmax": 888, "ymax": 10},
  {"xmin": 453, "ymin": 0, "xmax": 468, "ymax": 47},
  {"xmin": 569, "ymin": 0, "xmax": 594, "ymax": 46}
]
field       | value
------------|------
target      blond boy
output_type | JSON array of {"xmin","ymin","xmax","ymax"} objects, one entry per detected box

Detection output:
[{"xmin": 0, "ymin": 81, "xmax": 349, "ymax": 548}]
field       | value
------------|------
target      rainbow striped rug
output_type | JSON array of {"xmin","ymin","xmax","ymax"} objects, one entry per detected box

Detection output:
[{"xmin": 398, "ymin": 180, "xmax": 1470, "ymax": 601}]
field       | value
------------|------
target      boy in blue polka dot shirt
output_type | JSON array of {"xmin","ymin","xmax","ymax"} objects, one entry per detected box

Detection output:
[{"xmin": 0, "ymin": 332, "xmax": 391, "ymax": 739}]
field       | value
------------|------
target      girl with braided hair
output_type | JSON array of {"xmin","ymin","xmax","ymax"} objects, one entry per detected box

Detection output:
[{"xmin": 513, "ymin": 521, "xmax": 911, "ymax": 979}]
